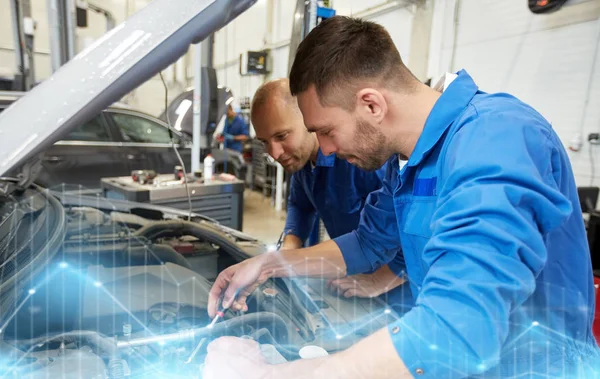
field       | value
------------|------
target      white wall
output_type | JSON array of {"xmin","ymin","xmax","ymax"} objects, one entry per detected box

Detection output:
[
  {"xmin": 0, "ymin": 0, "xmax": 191, "ymax": 116},
  {"xmin": 427, "ymin": 0, "xmax": 600, "ymax": 188},
  {"xmin": 213, "ymin": 0, "xmax": 269, "ymax": 105},
  {"xmin": 212, "ymin": 0, "xmax": 418, "ymax": 105},
  {"xmin": 0, "ymin": 0, "xmax": 53, "ymax": 81}
]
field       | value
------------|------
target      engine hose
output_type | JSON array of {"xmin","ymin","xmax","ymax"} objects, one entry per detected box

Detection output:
[
  {"xmin": 133, "ymin": 220, "xmax": 248, "ymax": 262},
  {"xmin": 212, "ymin": 312, "xmax": 290, "ymax": 345}
]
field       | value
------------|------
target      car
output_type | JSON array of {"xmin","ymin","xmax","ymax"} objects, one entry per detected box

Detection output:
[
  {"xmin": 0, "ymin": 1, "xmax": 398, "ymax": 378},
  {"xmin": 158, "ymin": 87, "xmax": 253, "ymax": 178},
  {"xmin": 0, "ymin": 92, "xmax": 247, "ymax": 190}
]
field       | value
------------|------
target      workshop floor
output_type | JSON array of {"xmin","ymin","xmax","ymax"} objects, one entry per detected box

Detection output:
[{"xmin": 242, "ymin": 189, "xmax": 287, "ymax": 245}]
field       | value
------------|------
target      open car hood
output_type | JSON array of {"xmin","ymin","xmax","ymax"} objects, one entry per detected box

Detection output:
[{"xmin": 0, "ymin": 0, "xmax": 257, "ymax": 178}]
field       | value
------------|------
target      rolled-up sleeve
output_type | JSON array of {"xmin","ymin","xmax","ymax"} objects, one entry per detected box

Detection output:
[
  {"xmin": 333, "ymin": 162, "xmax": 402, "ymax": 275},
  {"xmin": 283, "ymin": 173, "xmax": 317, "ymax": 243},
  {"xmin": 387, "ymin": 113, "xmax": 573, "ymax": 378}
]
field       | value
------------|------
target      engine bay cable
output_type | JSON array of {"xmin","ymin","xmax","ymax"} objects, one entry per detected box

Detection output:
[{"xmin": 159, "ymin": 71, "xmax": 193, "ymax": 221}]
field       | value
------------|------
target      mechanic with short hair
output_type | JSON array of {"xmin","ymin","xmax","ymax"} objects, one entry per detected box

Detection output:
[
  {"xmin": 250, "ymin": 78, "xmax": 410, "ymax": 307},
  {"xmin": 216, "ymin": 104, "xmax": 249, "ymax": 153},
  {"xmin": 204, "ymin": 16, "xmax": 600, "ymax": 379}
]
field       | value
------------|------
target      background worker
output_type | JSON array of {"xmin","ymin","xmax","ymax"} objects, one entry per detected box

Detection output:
[
  {"xmin": 216, "ymin": 104, "xmax": 249, "ymax": 153},
  {"xmin": 251, "ymin": 78, "xmax": 409, "ymax": 305},
  {"xmin": 204, "ymin": 16, "xmax": 599, "ymax": 379}
]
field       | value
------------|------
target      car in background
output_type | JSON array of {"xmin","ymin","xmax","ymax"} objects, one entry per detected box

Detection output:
[
  {"xmin": 0, "ymin": 91, "xmax": 246, "ymax": 190},
  {"xmin": 158, "ymin": 87, "xmax": 253, "ymax": 174}
]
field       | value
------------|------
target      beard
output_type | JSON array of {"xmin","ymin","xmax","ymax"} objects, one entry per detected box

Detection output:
[
  {"xmin": 279, "ymin": 156, "xmax": 303, "ymax": 172},
  {"xmin": 339, "ymin": 118, "xmax": 389, "ymax": 171}
]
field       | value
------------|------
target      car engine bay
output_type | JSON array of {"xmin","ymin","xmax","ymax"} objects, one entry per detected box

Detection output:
[{"xmin": 0, "ymin": 183, "xmax": 395, "ymax": 378}]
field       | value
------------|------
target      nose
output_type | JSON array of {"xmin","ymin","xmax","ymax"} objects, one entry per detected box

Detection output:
[
  {"xmin": 268, "ymin": 142, "xmax": 284, "ymax": 160},
  {"xmin": 317, "ymin": 136, "xmax": 337, "ymax": 156}
]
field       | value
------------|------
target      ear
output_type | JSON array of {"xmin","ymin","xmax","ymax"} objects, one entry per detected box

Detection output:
[{"xmin": 355, "ymin": 88, "xmax": 387, "ymax": 124}]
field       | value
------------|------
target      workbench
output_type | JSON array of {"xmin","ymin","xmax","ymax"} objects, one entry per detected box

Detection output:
[{"xmin": 101, "ymin": 174, "xmax": 244, "ymax": 231}]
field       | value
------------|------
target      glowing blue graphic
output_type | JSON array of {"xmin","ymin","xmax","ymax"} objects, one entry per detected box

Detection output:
[{"xmin": 0, "ymin": 186, "xmax": 597, "ymax": 379}]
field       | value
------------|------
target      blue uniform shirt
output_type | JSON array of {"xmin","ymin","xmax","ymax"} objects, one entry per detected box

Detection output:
[
  {"xmin": 334, "ymin": 70, "xmax": 600, "ymax": 377},
  {"xmin": 223, "ymin": 115, "xmax": 249, "ymax": 152},
  {"xmin": 284, "ymin": 150, "xmax": 413, "ymax": 313}
]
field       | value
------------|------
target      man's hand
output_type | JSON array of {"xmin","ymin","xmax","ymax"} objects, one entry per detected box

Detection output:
[
  {"xmin": 207, "ymin": 240, "xmax": 348, "ymax": 317},
  {"xmin": 203, "ymin": 329, "xmax": 413, "ymax": 379},
  {"xmin": 207, "ymin": 255, "xmax": 271, "ymax": 318},
  {"xmin": 328, "ymin": 264, "xmax": 406, "ymax": 298},
  {"xmin": 203, "ymin": 337, "xmax": 272, "ymax": 379}
]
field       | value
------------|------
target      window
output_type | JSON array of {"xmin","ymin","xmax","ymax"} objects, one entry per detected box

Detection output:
[
  {"xmin": 63, "ymin": 115, "xmax": 112, "ymax": 142},
  {"xmin": 112, "ymin": 113, "xmax": 178, "ymax": 144}
]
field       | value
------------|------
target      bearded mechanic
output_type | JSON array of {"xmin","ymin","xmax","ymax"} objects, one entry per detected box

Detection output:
[
  {"xmin": 204, "ymin": 16, "xmax": 600, "ymax": 379},
  {"xmin": 249, "ymin": 78, "xmax": 410, "ymax": 310}
]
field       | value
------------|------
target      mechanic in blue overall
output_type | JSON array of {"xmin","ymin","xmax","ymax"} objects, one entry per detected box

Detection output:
[
  {"xmin": 249, "ymin": 78, "xmax": 412, "ymax": 314},
  {"xmin": 216, "ymin": 104, "xmax": 249, "ymax": 153},
  {"xmin": 205, "ymin": 17, "xmax": 600, "ymax": 379}
]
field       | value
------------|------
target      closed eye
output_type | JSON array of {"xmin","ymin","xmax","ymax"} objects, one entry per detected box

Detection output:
[{"xmin": 274, "ymin": 132, "xmax": 289, "ymax": 141}]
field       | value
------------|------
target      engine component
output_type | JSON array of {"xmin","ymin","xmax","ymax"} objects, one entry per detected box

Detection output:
[
  {"xmin": 12, "ymin": 330, "xmax": 122, "ymax": 378},
  {"xmin": 0, "ymin": 185, "xmax": 66, "ymax": 320},
  {"xmin": 18, "ymin": 347, "xmax": 107, "ymax": 379},
  {"xmin": 62, "ymin": 234, "xmax": 193, "ymax": 270},
  {"xmin": 82, "ymin": 263, "xmax": 212, "ymax": 336},
  {"xmin": 299, "ymin": 345, "xmax": 329, "ymax": 359},
  {"xmin": 116, "ymin": 312, "xmax": 291, "ymax": 349},
  {"xmin": 133, "ymin": 219, "xmax": 249, "ymax": 262}
]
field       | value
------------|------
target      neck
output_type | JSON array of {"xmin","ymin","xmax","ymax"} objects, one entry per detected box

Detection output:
[
  {"xmin": 386, "ymin": 84, "xmax": 441, "ymax": 158},
  {"xmin": 310, "ymin": 134, "xmax": 320, "ymax": 164}
]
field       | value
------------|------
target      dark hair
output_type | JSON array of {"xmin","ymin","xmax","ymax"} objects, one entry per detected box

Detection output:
[{"xmin": 289, "ymin": 16, "xmax": 416, "ymax": 110}]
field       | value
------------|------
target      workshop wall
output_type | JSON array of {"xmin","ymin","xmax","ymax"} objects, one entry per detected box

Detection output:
[
  {"xmin": 427, "ymin": 0, "xmax": 600, "ymax": 188},
  {"xmin": 212, "ymin": 0, "xmax": 416, "ymax": 107},
  {"xmin": 0, "ymin": 0, "xmax": 52, "ymax": 82},
  {"xmin": 0, "ymin": 0, "xmax": 190, "ymax": 116}
]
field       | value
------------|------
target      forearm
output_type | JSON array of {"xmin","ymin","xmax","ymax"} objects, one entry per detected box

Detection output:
[
  {"xmin": 233, "ymin": 135, "xmax": 248, "ymax": 141},
  {"xmin": 262, "ymin": 240, "xmax": 347, "ymax": 279},
  {"xmin": 377, "ymin": 264, "xmax": 407, "ymax": 288},
  {"xmin": 281, "ymin": 234, "xmax": 303, "ymax": 250},
  {"xmin": 272, "ymin": 328, "xmax": 412, "ymax": 379}
]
